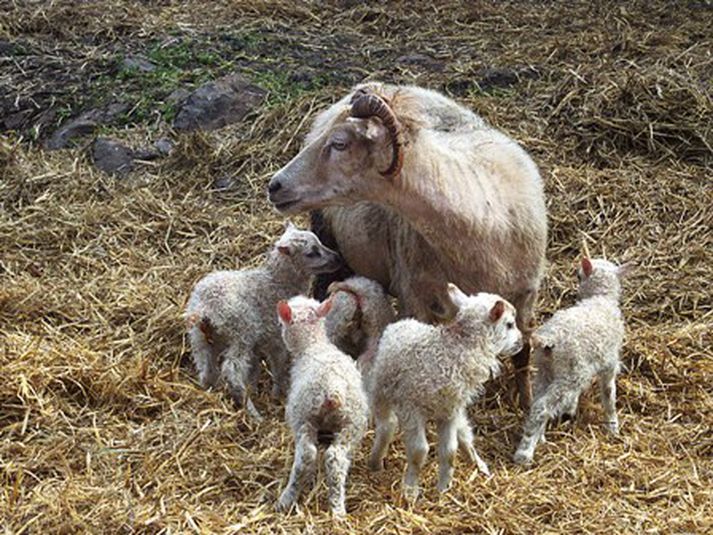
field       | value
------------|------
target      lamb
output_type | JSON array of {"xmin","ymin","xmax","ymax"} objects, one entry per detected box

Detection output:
[
  {"xmin": 268, "ymin": 82, "xmax": 547, "ymax": 410},
  {"xmin": 513, "ymin": 257, "xmax": 632, "ymax": 465},
  {"xmin": 323, "ymin": 275, "xmax": 396, "ymax": 368},
  {"xmin": 275, "ymin": 296, "xmax": 369, "ymax": 517},
  {"xmin": 367, "ymin": 284, "xmax": 523, "ymax": 499},
  {"xmin": 184, "ymin": 223, "xmax": 341, "ymax": 420}
]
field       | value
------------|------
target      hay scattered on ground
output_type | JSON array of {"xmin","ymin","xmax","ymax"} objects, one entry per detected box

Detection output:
[{"xmin": 1, "ymin": 1, "xmax": 712, "ymax": 533}]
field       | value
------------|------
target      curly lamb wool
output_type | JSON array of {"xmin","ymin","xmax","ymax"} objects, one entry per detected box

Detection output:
[
  {"xmin": 324, "ymin": 275, "xmax": 396, "ymax": 367},
  {"xmin": 513, "ymin": 257, "xmax": 632, "ymax": 465},
  {"xmin": 367, "ymin": 284, "xmax": 523, "ymax": 498},
  {"xmin": 276, "ymin": 296, "xmax": 368, "ymax": 517},
  {"xmin": 184, "ymin": 223, "xmax": 340, "ymax": 420}
]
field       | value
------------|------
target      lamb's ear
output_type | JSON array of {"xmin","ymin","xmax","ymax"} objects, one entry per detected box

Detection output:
[
  {"xmin": 283, "ymin": 220, "xmax": 296, "ymax": 231},
  {"xmin": 617, "ymin": 262, "xmax": 635, "ymax": 278},
  {"xmin": 316, "ymin": 298, "xmax": 333, "ymax": 318},
  {"xmin": 581, "ymin": 257, "xmax": 593, "ymax": 278},
  {"xmin": 489, "ymin": 300, "xmax": 505, "ymax": 323},
  {"xmin": 446, "ymin": 282, "xmax": 468, "ymax": 309},
  {"xmin": 277, "ymin": 300, "xmax": 292, "ymax": 324}
]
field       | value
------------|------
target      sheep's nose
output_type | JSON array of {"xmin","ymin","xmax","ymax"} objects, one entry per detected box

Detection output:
[{"xmin": 268, "ymin": 180, "xmax": 282, "ymax": 195}]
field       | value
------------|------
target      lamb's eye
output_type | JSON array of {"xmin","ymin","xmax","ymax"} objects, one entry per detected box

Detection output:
[
  {"xmin": 331, "ymin": 140, "xmax": 348, "ymax": 151},
  {"xmin": 305, "ymin": 247, "xmax": 321, "ymax": 259},
  {"xmin": 506, "ymin": 322, "xmax": 515, "ymax": 329}
]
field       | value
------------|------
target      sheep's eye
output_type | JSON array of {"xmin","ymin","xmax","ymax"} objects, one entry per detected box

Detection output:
[
  {"xmin": 331, "ymin": 140, "xmax": 348, "ymax": 151},
  {"xmin": 506, "ymin": 321, "xmax": 515, "ymax": 329},
  {"xmin": 305, "ymin": 247, "xmax": 321, "ymax": 259}
]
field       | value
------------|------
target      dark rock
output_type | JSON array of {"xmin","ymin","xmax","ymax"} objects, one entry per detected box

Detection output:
[
  {"xmin": 122, "ymin": 55, "xmax": 156, "ymax": 73},
  {"xmin": 475, "ymin": 66, "xmax": 540, "ymax": 91},
  {"xmin": 154, "ymin": 137, "xmax": 175, "ymax": 155},
  {"xmin": 45, "ymin": 102, "xmax": 130, "ymax": 150},
  {"xmin": 92, "ymin": 138, "xmax": 134, "ymax": 175},
  {"xmin": 167, "ymin": 88, "xmax": 191, "ymax": 105},
  {"xmin": 3, "ymin": 110, "xmax": 32, "ymax": 130},
  {"xmin": 133, "ymin": 147, "xmax": 161, "ymax": 161},
  {"xmin": 0, "ymin": 40, "xmax": 14, "ymax": 55},
  {"xmin": 173, "ymin": 74, "xmax": 267, "ymax": 132},
  {"xmin": 397, "ymin": 53, "xmax": 445, "ymax": 72}
]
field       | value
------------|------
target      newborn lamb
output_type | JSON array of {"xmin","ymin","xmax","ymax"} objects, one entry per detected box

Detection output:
[
  {"xmin": 276, "ymin": 296, "xmax": 368, "ymax": 517},
  {"xmin": 185, "ymin": 222, "xmax": 341, "ymax": 420},
  {"xmin": 513, "ymin": 257, "xmax": 632, "ymax": 465},
  {"xmin": 368, "ymin": 284, "xmax": 523, "ymax": 498}
]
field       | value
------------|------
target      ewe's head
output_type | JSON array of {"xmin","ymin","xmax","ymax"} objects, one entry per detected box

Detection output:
[
  {"xmin": 274, "ymin": 222, "xmax": 342, "ymax": 274},
  {"xmin": 576, "ymin": 258, "xmax": 634, "ymax": 301},
  {"xmin": 268, "ymin": 88, "xmax": 404, "ymax": 214},
  {"xmin": 446, "ymin": 284, "xmax": 523, "ymax": 357},
  {"xmin": 277, "ymin": 295, "xmax": 332, "ymax": 352}
]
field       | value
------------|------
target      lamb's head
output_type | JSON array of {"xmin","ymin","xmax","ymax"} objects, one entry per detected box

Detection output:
[
  {"xmin": 274, "ymin": 222, "xmax": 342, "ymax": 274},
  {"xmin": 576, "ymin": 257, "xmax": 634, "ymax": 301},
  {"xmin": 267, "ymin": 89, "xmax": 403, "ymax": 214},
  {"xmin": 277, "ymin": 295, "xmax": 332, "ymax": 353},
  {"xmin": 446, "ymin": 284, "xmax": 523, "ymax": 357}
]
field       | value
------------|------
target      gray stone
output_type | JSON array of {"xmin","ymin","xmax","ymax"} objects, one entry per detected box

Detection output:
[
  {"xmin": 92, "ymin": 138, "xmax": 134, "ymax": 175},
  {"xmin": 167, "ymin": 88, "xmax": 191, "ymax": 105},
  {"xmin": 212, "ymin": 175, "xmax": 235, "ymax": 191},
  {"xmin": 154, "ymin": 137, "xmax": 175, "ymax": 155},
  {"xmin": 122, "ymin": 55, "xmax": 156, "ymax": 73},
  {"xmin": 397, "ymin": 53, "xmax": 444, "ymax": 71},
  {"xmin": 173, "ymin": 74, "xmax": 267, "ymax": 132},
  {"xmin": 45, "ymin": 102, "xmax": 130, "ymax": 150}
]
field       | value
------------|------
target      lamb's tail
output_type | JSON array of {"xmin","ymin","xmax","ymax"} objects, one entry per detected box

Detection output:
[{"xmin": 186, "ymin": 312, "xmax": 215, "ymax": 345}]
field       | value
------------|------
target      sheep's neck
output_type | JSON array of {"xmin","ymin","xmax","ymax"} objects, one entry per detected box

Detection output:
[{"xmin": 266, "ymin": 251, "xmax": 310, "ymax": 290}]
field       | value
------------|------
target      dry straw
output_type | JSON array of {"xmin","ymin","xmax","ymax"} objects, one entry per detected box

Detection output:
[{"xmin": 1, "ymin": 1, "xmax": 711, "ymax": 533}]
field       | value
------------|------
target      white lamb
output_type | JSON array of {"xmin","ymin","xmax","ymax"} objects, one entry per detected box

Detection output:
[
  {"xmin": 324, "ymin": 275, "xmax": 396, "ymax": 368},
  {"xmin": 275, "ymin": 296, "xmax": 368, "ymax": 517},
  {"xmin": 368, "ymin": 284, "xmax": 523, "ymax": 498},
  {"xmin": 184, "ymin": 222, "xmax": 341, "ymax": 420},
  {"xmin": 513, "ymin": 257, "xmax": 632, "ymax": 465}
]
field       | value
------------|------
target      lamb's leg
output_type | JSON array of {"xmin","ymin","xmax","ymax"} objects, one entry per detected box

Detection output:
[
  {"xmin": 189, "ymin": 327, "xmax": 220, "ymax": 388},
  {"xmin": 402, "ymin": 414, "xmax": 428, "ymax": 501},
  {"xmin": 513, "ymin": 382, "xmax": 580, "ymax": 465},
  {"xmin": 436, "ymin": 416, "xmax": 458, "ymax": 493},
  {"xmin": 512, "ymin": 288, "xmax": 538, "ymax": 410},
  {"xmin": 599, "ymin": 365, "xmax": 619, "ymax": 435},
  {"xmin": 263, "ymin": 341, "xmax": 290, "ymax": 398},
  {"xmin": 368, "ymin": 401, "xmax": 397, "ymax": 471},
  {"xmin": 324, "ymin": 440, "xmax": 352, "ymax": 517},
  {"xmin": 455, "ymin": 408, "xmax": 490, "ymax": 476},
  {"xmin": 221, "ymin": 349, "xmax": 263, "ymax": 421},
  {"xmin": 277, "ymin": 424, "xmax": 318, "ymax": 512}
]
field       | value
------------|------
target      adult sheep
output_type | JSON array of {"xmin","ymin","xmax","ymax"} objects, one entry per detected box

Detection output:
[{"xmin": 267, "ymin": 82, "xmax": 547, "ymax": 409}]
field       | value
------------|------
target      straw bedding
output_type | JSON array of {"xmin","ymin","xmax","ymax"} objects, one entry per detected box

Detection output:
[{"xmin": 1, "ymin": 1, "xmax": 711, "ymax": 533}]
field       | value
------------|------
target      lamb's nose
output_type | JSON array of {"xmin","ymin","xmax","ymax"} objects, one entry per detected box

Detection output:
[{"xmin": 268, "ymin": 180, "xmax": 282, "ymax": 195}]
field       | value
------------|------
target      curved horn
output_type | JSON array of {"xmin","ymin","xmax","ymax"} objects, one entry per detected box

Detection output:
[{"xmin": 350, "ymin": 93, "xmax": 403, "ymax": 178}]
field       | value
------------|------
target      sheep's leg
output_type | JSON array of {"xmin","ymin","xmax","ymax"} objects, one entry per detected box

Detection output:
[
  {"xmin": 189, "ymin": 327, "xmax": 220, "ymax": 389},
  {"xmin": 221, "ymin": 349, "xmax": 263, "ymax": 421},
  {"xmin": 368, "ymin": 401, "xmax": 397, "ymax": 471},
  {"xmin": 277, "ymin": 424, "xmax": 318, "ymax": 512},
  {"xmin": 513, "ymin": 382, "xmax": 580, "ymax": 465},
  {"xmin": 455, "ymin": 408, "xmax": 490, "ymax": 476},
  {"xmin": 512, "ymin": 288, "xmax": 538, "ymax": 410},
  {"xmin": 402, "ymin": 414, "xmax": 429, "ymax": 501},
  {"xmin": 324, "ymin": 440, "xmax": 352, "ymax": 517},
  {"xmin": 436, "ymin": 416, "xmax": 458, "ymax": 493},
  {"xmin": 263, "ymin": 341, "xmax": 290, "ymax": 398},
  {"xmin": 599, "ymin": 365, "xmax": 619, "ymax": 435}
]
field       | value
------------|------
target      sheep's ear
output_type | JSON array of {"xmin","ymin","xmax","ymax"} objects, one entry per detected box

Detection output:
[
  {"xmin": 489, "ymin": 300, "xmax": 505, "ymax": 323},
  {"xmin": 277, "ymin": 244, "xmax": 292, "ymax": 256},
  {"xmin": 277, "ymin": 301, "xmax": 292, "ymax": 324},
  {"xmin": 316, "ymin": 298, "xmax": 333, "ymax": 318},
  {"xmin": 581, "ymin": 257, "xmax": 593, "ymax": 278},
  {"xmin": 446, "ymin": 282, "xmax": 468, "ymax": 309},
  {"xmin": 617, "ymin": 262, "xmax": 635, "ymax": 278},
  {"xmin": 283, "ymin": 220, "xmax": 296, "ymax": 231}
]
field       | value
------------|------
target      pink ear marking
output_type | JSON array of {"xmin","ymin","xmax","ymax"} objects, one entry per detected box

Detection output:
[
  {"xmin": 581, "ymin": 257, "xmax": 593, "ymax": 277},
  {"xmin": 277, "ymin": 245, "xmax": 291, "ymax": 256},
  {"xmin": 277, "ymin": 301, "xmax": 292, "ymax": 323},
  {"xmin": 489, "ymin": 300, "xmax": 505, "ymax": 323}
]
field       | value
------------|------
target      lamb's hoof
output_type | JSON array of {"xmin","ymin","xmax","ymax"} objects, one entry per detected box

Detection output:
[
  {"xmin": 276, "ymin": 493, "xmax": 294, "ymax": 513},
  {"xmin": 475, "ymin": 459, "xmax": 491, "ymax": 477},
  {"xmin": 605, "ymin": 423, "xmax": 620, "ymax": 436},
  {"xmin": 513, "ymin": 450, "xmax": 533, "ymax": 466},
  {"xmin": 436, "ymin": 479, "xmax": 452, "ymax": 494},
  {"xmin": 402, "ymin": 484, "xmax": 420, "ymax": 503},
  {"xmin": 331, "ymin": 506, "xmax": 347, "ymax": 519}
]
